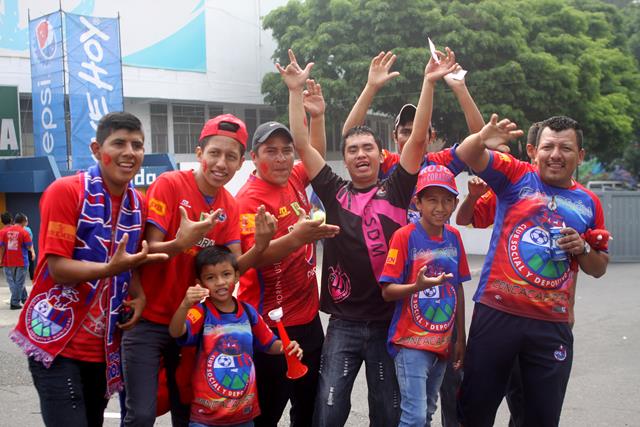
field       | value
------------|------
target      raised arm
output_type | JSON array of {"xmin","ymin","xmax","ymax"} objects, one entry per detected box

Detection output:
[
  {"xmin": 303, "ymin": 79, "xmax": 327, "ymax": 158},
  {"xmin": 342, "ymin": 51, "xmax": 400, "ymax": 136},
  {"xmin": 399, "ymin": 47, "xmax": 458, "ymax": 174},
  {"xmin": 277, "ymin": 50, "xmax": 326, "ymax": 180},
  {"xmin": 456, "ymin": 114, "xmax": 523, "ymax": 173},
  {"xmin": 456, "ymin": 176, "xmax": 489, "ymax": 226},
  {"xmin": 444, "ymin": 70, "xmax": 485, "ymax": 134}
]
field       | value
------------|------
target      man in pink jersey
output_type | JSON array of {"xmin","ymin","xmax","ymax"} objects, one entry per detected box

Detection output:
[
  {"xmin": 236, "ymin": 50, "xmax": 340, "ymax": 427},
  {"xmin": 122, "ymin": 114, "xmax": 279, "ymax": 427}
]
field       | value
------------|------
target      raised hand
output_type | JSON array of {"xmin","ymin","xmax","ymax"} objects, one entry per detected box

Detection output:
[
  {"xmin": 290, "ymin": 207, "xmax": 340, "ymax": 245},
  {"xmin": 107, "ymin": 234, "xmax": 169, "ymax": 274},
  {"xmin": 254, "ymin": 205, "xmax": 278, "ymax": 252},
  {"xmin": 303, "ymin": 79, "xmax": 325, "ymax": 118},
  {"xmin": 174, "ymin": 205, "xmax": 221, "ymax": 251},
  {"xmin": 443, "ymin": 64, "xmax": 466, "ymax": 89},
  {"xmin": 468, "ymin": 176, "xmax": 489, "ymax": 198},
  {"xmin": 181, "ymin": 284, "xmax": 210, "ymax": 308},
  {"xmin": 367, "ymin": 51, "xmax": 400, "ymax": 89},
  {"xmin": 276, "ymin": 49, "xmax": 314, "ymax": 91},
  {"xmin": 425, "ymin": 47, "xmax": 458, "ymax": 82},
  {"xmin": 479, "ymin": 114, "xmax": 524, "ymax": 153},
  {"xmin": 415, "ymin": 265, "xmax": 454, "ymax": 291}
]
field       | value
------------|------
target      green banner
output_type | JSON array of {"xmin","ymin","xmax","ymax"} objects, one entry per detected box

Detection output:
[{"xmin": 0, "ymin": 86, "xmax": 21, "ymax": 156}]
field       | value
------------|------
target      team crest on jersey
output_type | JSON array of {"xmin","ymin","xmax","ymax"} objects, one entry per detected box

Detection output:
[
  {"xmin": 328, "ymin": 264, "xmax": 350, "ymax": 303},
  {"xmin": 507, "ymin": 210, "xmax": 570, "ymax": 290},
  {"xmin": 410, "ymin": 265, "xmax": 456, "ymax": 333},
  {"xmin": 25, "ymin": 287, "xmax": 78, "ymax": 343},
  {"xmin": 206, "ymin": 335, "xmax": 252, "ymax": 399}
]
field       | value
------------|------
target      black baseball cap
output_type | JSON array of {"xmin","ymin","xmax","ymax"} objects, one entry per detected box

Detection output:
[
  {"xmin": 394, "ymin": 104, "xmax": 417, "ymax": 129},
  {"xmin": 251, "ymin": 121, "xmax": 293, "ymax": 151}
]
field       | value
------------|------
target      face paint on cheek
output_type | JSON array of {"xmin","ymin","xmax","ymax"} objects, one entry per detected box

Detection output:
[
  {"xmin": 102, "ymin": 153, "xmax": 112, "ymax": 166},
  {"xmin": 259, "ymin": 162, "xmax": 269, "ymax": 175}
]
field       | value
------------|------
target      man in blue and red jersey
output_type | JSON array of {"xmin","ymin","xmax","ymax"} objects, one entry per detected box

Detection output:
[
  {"xmin": 456, "ymin": 115, "xmax": 609, "ymax": 427},
  {"xmin": 0, "ymin": 212, "xmax": 34, "ymax": 309},
  {"xmin": 236, "ymin": 50, "xmax": 340, "ymax": 427}
]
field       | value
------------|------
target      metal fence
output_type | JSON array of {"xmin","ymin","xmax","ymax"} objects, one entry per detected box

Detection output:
[{"xmin": 595, "ymin": 191, "xmax": 640, "ymax": 263}]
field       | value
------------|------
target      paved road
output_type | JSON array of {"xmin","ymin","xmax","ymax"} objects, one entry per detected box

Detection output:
[{"xmin": 0, "ymin": 258, "xmax": 638, "ymax": 426}]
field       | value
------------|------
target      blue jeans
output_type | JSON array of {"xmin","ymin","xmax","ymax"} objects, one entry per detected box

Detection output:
[
  {"xmin": 313, "ymin": 317, "xmax": 400, "ymax": 427},
  {"xmin": 28, "ymin": 356, "xmax": 108, "ymax": 427},
  {"xmin": 395, "ymin": 347, "xmax": 447, "ymax": 427},
  {"xmin": 5, "ymin": 266, "xmax": 27, "ymax": 306}
]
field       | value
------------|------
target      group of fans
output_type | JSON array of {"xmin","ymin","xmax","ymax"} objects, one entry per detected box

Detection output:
[{"xmin": 3, "ymin": 44, "xmax": 609, "ymax": 427}]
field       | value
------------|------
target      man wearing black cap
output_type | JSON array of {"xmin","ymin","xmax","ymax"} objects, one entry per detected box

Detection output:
[{"xmin": 235, "ymin": 50, "xmax": 340, "ymax": 427}]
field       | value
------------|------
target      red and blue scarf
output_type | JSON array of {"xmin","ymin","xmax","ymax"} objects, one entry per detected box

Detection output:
[{"xmin": 11, "ymin": 164, "xmax": 143, "ymax": 396}]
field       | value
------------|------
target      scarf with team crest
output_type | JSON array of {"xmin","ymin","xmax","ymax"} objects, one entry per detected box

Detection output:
[{"xmin": 10, "ymin": 164, "xmax": 143, "ymax": 397}]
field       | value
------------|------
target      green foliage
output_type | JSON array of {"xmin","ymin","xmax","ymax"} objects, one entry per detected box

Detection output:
[{"xmin": 261, "ymin": 0, "xmax": 640, "ymax": 164}]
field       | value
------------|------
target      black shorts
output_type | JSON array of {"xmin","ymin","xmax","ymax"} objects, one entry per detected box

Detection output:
[{"xmin": 459, "ymin": 303, "xmax": 573, "ymax": 427}]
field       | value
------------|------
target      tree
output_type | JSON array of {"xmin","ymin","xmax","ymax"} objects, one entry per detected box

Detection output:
[{"xmin": 261, "ymin": 0, "xmax": 640, "ymax": 164}]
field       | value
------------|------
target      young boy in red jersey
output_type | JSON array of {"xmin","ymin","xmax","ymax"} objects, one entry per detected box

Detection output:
[
  {"xmin": 122, "ymin": 114, "xmax": 277, "ymax": 426},
  {"xmin": 0, "ymin": 212, "xmax": 34, "ymax": 309},
  {"xmin": 169, "ymin": 245, "xmax": 302, "ymax": 427},
  {"xmin": 10, "ymin": 112, "xmax": 166, "ymax": 427},
  {"xmin": 379, "ymin": 165, "xmax": 470, "ymax": 426}
]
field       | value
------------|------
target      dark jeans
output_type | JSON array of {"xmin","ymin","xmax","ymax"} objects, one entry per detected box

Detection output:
[
  {"xmin": 459, "ymin": 304, "xmax": 573, "ymax": 427},
  {"xmin": 506, "ymin": 356, "xmax": 525, "ymax": 427},
  {"xmin": 254, "ymin": 315, "xmax": 324, "ymax": 427},
  {"xmin": 313, "ymin": 317, "xmax": 400, "ymax": 427},
  {"xmin": 121, "ymin": 319, "xmax": 190, "ymax": 427},
  {"xmin": 440, "ymin": 325, "xmax": 463, "ymax": 427},
  {"xmin": 28, "ymin": 356, "xmax": 108, "ymax": 427}
]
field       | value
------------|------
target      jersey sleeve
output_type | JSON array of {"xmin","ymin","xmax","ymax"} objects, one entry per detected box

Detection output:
[
  {"xmin": 245, "ymin": 304, "xmax": 277, "ymax": 352},
  {"xmin": 21, "ymin": 228, "xmax": 33, "ymax": 249},
  {"xmin": 310, "ymin": 164, "xmax": 347, "ymax": 210},
  {"xmin": 590, "ymin": 195, "xmax": 609, "ymax": 252},
  {"xmin": 379, "ymin": 228, "xmax": 410, "ymax": 285},
  {"xmin": 145, "ymin": 174, "xmax": 177, "ymax": 235},
  {"xmin": 39, "ymin": 176, "xmax": 82, "ymax": 258},
  {"xmin": 427, "ymin": 144, "xmax": 466, "ymax": 176},
  {"xmin": 238, "ymin": 197, "xmax": 258, "ymax": 253},
  {"xmin": 379, "ymin": 149, "xmax": 400, "ymax": 179},
  {"xmin": 385, "ymin": 163, "xmax": 419, "ymax": 210},
  {"xmin": 177, "ymin": 305, "xmax": 206, "ymax": 346},
  {"xmin": 478, "ymin": 151, "xmax": 532, "ymax": 197},
  {"xmin": 472, "ymin": 189, "xmax": 497, "ymax": 229}
]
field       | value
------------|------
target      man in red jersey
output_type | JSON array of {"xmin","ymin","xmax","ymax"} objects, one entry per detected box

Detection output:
[
  {"xmin": 10, "ymin": 112, "xmax": 166, "ymax": 427},
  {"xmin": 0, "ymin": 212, "xmax": 34, "ymax": 309},
  {"xmin": 121, "ymin": 113, "xmax": 281, "ymax": 427},
  {"xmin": 236, "ymin": 50, "xmax": 340, "ymax": 427}
]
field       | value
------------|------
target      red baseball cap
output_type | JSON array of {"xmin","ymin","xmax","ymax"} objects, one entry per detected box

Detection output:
[
  {"xmin": 199, "ymin": 114, "xmax": 249, "ymax": 148},
  {"xmin": 415, "ymin": 164, "xmax": 459, "ymax": 196}
]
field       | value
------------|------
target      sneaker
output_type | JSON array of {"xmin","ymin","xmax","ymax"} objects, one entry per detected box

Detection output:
[{"xmin": 9, "ymin": 304, "xmax": 22, "ymax": 310}]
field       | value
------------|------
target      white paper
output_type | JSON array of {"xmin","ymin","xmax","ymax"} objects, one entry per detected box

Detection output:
[
  {"xmin": 428, "ymin": 37, "xmax": 440, "ymax": 64},
  {"xmin": 447, "ymin": 69, "xmax": 467, "ymax": 81}
]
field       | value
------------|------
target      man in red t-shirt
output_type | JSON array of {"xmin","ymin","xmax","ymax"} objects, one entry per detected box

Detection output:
[
  {"xmin": 10, "ymin": 112, "xmax": 166, "ymax": 427},
  {"xmin": 0, "ymin": 213, "xmax": 33, "ymax": 309},
  {"xmin": 122, "ymin": 114, "xmax": 279, "ymax": 427},
  {"xmin": 236, "ymin": 51, "xmax": 340, "ymax": 427}
]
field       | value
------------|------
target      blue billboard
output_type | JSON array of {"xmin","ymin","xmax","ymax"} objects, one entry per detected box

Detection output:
[
  {"xmin": 29, "ymin": 11, "xmax": 68, "ymax": 170},
  {"xmin": 66, "ymin": 13, "xmax": 124, "ymax": 170}
]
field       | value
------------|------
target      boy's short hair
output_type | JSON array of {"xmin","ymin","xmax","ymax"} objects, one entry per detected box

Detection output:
[
  {"xmin": 1, "ymin": 211, "xmax": 12, "ymax": 226},
  {"xmin": 14, "ymin": 213, "xmax": 27, "ymax": 225},
  {"xmin": 535, "ymin": 116, "xmax": 583, "ymax": 149},
  {"xmin": 527, "ymin": 122, "xmax": 541, "ymax": 146},
  {"xmin": 195, "ymin": 245, "xmax": 239, "ymax": 279},
  {"xmin": 341, "ymin": 125, "xmax": 382, "ymax": 155},
  {"xmin": 415, "ymin": 165, "xmax": 459, "ymax": 200},
  {"xmin": 199, "ymin": 114, "xmax": 248, "ymax": 156},
  {"xmin": 95, "ymin": 112, "xmax": 143, "ymax": 145}
]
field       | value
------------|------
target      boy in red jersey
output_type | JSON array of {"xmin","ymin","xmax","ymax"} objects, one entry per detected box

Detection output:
[
  {"xmin": 236, "ymin": 50, "xmax": 340, "ymax": 426},
  {"xmin": 122, "ymin": 114, "xmax": 278, "ymax": 427},
  {"xmin": 380, "ymin": 165, "xmax": 470, "ymax": 427},
  {"xmin": 169, "ymin": 245, "xmax": 302, "ymax": 427},
  {"xmin": 10, "ymin": 112, "xmax": 166, "ymax": 427},
  {"xmin": 0, "ymin": 212, "xmax": 34, "ymax": 309}
]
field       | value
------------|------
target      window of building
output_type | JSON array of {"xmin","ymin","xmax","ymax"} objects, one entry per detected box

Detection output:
[
  {"xmin": 19, "ymin": 97, "xmax": 34, "ymax": 156},
  {"xmin": 173, "ymin": 104, "xmax": 204, "ymax": 154},
  {"xmin": 208, "ymin": 104, "xmax": 224, "ymax": 118},
  {"xmin": 150, "ymin": 103, "xmax": 168, "ymax": 153}
]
